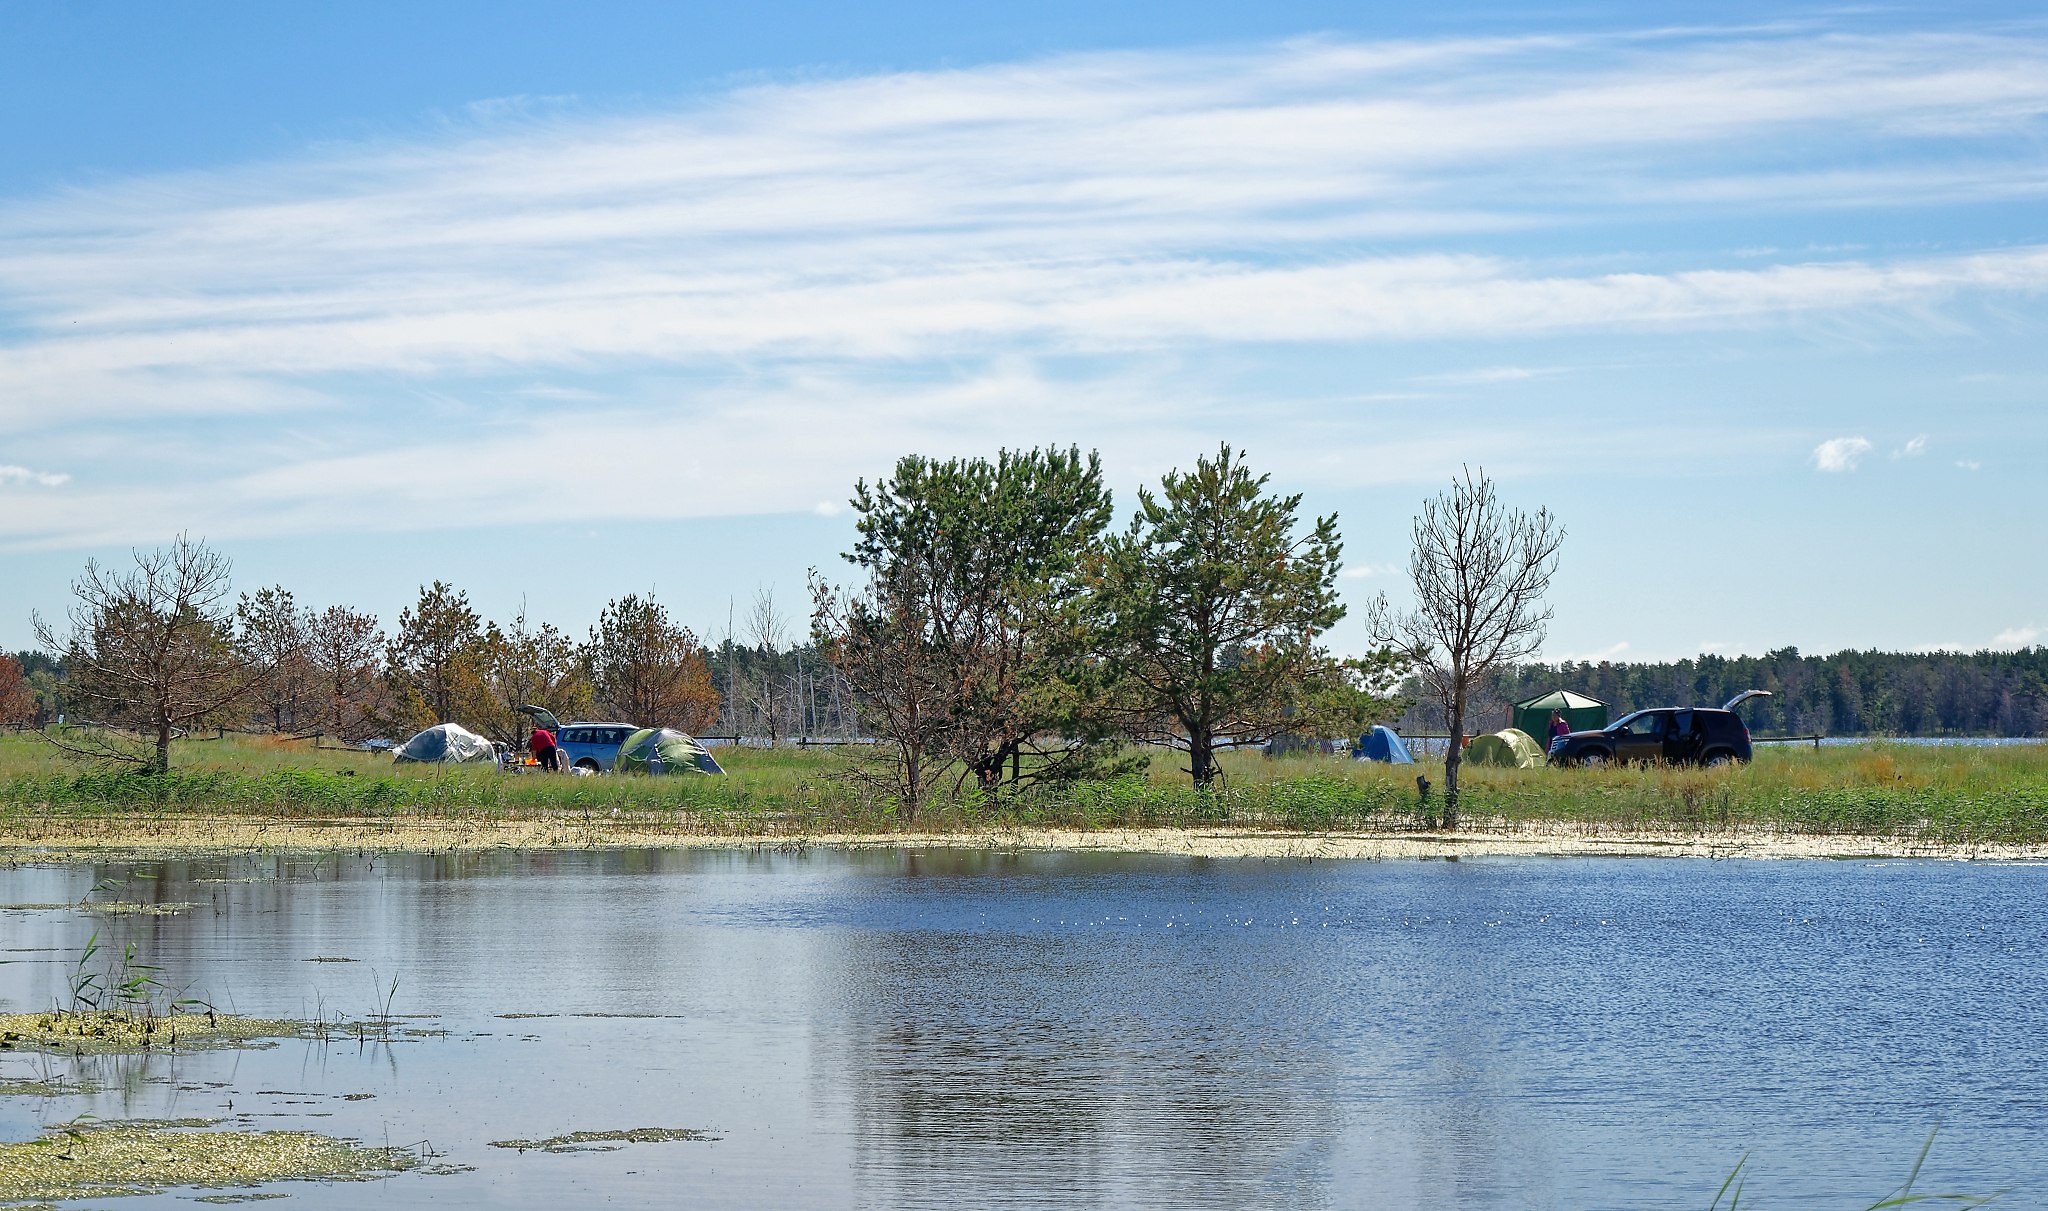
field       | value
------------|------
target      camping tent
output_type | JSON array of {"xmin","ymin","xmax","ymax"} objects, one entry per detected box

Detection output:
[
  {"xmin": 1512, "ymin": 690, "xmax": 1609, "ymax": 743},
  {"xmin": 1467, "ymin": 727, "xmax": 1545, "ymax": 769},
  {"xmin": 392, "ymin": 722, "xmax": 498, "ymax": 764},
  {"xmin": 1353, "ymin": 725, "xmax": 1415, "ymax": 764},
  {"xmin": 613, "ymin": 728, "xmax": 726, "ymax": 776}
]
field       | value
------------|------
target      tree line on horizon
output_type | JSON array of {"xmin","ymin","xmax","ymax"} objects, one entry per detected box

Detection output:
[
  {"xmin": 1433, "ymin": 646, "xmax": 2048, "ymax": 739},
  {"xmin": 22, "ymin": 633, "xmax": 2033, "ymax": 757},
  {"xmin": 7, "ymin": 549, "xmax": 847, "ymax": 771}
]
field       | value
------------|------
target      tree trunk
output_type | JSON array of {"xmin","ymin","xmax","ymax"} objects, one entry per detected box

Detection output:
[
  {"xmin": 973, "ymin": 748, "xmax": 1002, "ymax": 793},
  {"xmin": 1442, "ymin": 693, "xmax": 1465, "ymax": 830},
  {"xmin": 1189, "ymin": 725, "xmax": 1214, "ymax": 787},
  {"xmin": 902, "ymin": 745, "xmax": 921, "ymax": 822},
  {"xmin": 154, "ymin": 711, "xmax": 173, "ymax": 776}
]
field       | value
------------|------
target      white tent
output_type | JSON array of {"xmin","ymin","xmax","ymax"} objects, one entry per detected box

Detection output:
[{"xmin": 392, "ymin": 722, "xmax": 498, "ymax": 764}]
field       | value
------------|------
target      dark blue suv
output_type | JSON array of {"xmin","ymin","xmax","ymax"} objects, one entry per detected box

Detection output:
[{"xmin": 1549, "ymin": 707, "xmax": 1753, "ymax": 767}]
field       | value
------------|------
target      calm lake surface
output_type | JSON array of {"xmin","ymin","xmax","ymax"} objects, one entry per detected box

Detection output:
[{"xmin": 2, "ymin": 849, "xmax": 2044, "ymax": 1209}]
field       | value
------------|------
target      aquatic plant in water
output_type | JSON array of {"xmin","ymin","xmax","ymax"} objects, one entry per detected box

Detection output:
[
  {"xmin": 0, "ymin": 1119, "xmax": 420, "ymax": 1202},
  {"xmin": 0, "ymin": 936, "xmax": 407, "ymax": 1055},
  {"xmin": 488, "ymin": 1127, "xmax": 718, "ymax": 1153},
  {"xmin": 1711, "ymin": 1129, "xmax": 1999, "ymax": 1209}
]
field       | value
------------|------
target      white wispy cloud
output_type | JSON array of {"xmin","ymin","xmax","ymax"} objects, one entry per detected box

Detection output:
[
  {"xmin": 1813, "ymin": 436, "xmax": 1874, "ymax": 472},
  {"xmin": 0, "ymin": 464, "xmax": 69, "ymax": 487},
  {"xmin": 1893, "ymin": 434, "xmax": 1929, "ymax": 458},
  {"xmin": 1411, "ymin": 365, "xmax": 1567, "ymax": 385},
  {"xmin": 0, "ymin": 25, "xmax": 2044, "ymax": 544},
  {"xmin": 1994, "ymin": 625, "xmax": 2042, "ymax": 648},
  {"xmin": 1340, "ymin": 562, "xmax": 1403, "ymax": 579}
]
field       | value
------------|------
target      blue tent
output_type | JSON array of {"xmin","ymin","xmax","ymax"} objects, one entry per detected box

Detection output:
[{"xmin": 1354, "ymin": 725, "xmax": 1415, "ymax": 764}]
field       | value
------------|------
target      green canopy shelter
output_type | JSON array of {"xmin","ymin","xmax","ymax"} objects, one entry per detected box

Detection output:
[
  {"xmin": 613, "ymin": 728, "xmax": 726, "ymax": 776},
  {"xmin": 1467, "ymin": 728, "xmax": 1545, "ymax": 769},
  {"xmin": 1513, "ymin": 690, "xmax": 1609, "ymax": 742}
]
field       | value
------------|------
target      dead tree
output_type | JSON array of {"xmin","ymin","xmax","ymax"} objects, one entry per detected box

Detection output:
[
  {"xmin": 33, "ymin": 535, "xmax": 260, "ymax": 773},
  {"xmin": 1371, "ymin": 468, "xmax": 1563, "ymax": 829},
  {"xmin": 746, "ymin": 587, "xmax": 789, "ymax": 745},
  {"xmin": 811, "ymin": 566, "xmax": 951, "ymax": 820}
]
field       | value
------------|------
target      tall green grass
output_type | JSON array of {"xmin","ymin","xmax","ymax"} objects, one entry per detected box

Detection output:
[{"xmin": 2, "ymin": 731, "xmax": 2044, "ymax": 841}]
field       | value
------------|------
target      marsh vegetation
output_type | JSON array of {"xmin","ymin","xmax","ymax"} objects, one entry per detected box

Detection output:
[
  {"xmin": 0, "ymin": 1119, "xmax": 420, "ymax": 1203},
  {"xmin": 2, "ymin": 730, "xmax": 2041, "ymax": 843}
]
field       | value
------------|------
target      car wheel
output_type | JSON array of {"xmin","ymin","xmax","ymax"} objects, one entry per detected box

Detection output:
[
  {"xmin": 1578, "ymin": 750, "xmax": 1608, "ymax": 768},
  {"xmin": 1703, "ymin": 750, "xmax": 1737, "ymax": 768},
  {"xmin": 575, "ymin": 758, "xmax": 600, "ymax": 772}
]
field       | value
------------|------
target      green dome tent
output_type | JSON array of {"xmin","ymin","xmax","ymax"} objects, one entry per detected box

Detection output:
[
  {"xmin": 1467, "ymin": 727, "xmax": 1545, "ymax": 769},
  {"xmin": 1512, "ymin": 690, "xmax": 1609, "ymax": 744},
  {"xmin": 613, "ymin": 728, "xmax": 725, "ymax": 776}
]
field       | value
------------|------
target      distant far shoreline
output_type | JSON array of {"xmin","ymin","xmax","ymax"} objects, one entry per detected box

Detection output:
[{"xmin": 2, "ymin": 815, "xmax": 2041, "ymax": 862}]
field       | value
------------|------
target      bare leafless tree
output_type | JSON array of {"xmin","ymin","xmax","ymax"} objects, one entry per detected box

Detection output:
[
  {"xmin": 811, "ymin": 567, "xmax": 951, "ymax": 820},
  {"xmin": 1371, "ymin": 468, "xmax": 1563, "ymax": 828},
  {"xmin": 32, "ymin": 535, "xmax": 260, "ymax": 773},
  {"xmin": 746, "ymin": 586, "xmax": 788, "ymax": 745}
]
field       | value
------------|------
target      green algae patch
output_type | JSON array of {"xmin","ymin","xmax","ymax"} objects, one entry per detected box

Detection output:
[
  {"xmin": 0, "ymin": 1121, "xmax": 417, "ymax": 1202},
  {"xmin": 0, "ymin": 902, "xmax": 192, "ymax": 916},
  {"xmin": 0, "ymin": 1075, "xmax": 96, "ymax": 1098},
  {"xmin": 80, "ymin": 901, "xmax": 193, "ymax": 916},
  {"xmin": 0, "ymin": 1011, "xmax": 333, "ymax": 1055},
  {"xmin": 488, "ymin": 1127, "xmax": 717, "ymax": 1153}
]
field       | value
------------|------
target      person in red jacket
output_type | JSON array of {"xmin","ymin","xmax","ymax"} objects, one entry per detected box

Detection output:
[{"xmin": 530, "ymin": 726, "xmax": 560, "ymax": 771}]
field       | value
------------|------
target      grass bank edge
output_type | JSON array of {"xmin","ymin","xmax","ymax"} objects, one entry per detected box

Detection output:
[{"xmin": 3, "ymin": 737, "xmax": 2044, "ymax": 843}]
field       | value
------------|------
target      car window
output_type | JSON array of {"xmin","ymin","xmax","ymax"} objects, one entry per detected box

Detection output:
[
  {"xmin": 563, "ymin": 729, "xmax": 587, "ymax": 744},
  {"xmin": 1623, "ymin": 713, "xmax": 1667, "ymax": 737}
]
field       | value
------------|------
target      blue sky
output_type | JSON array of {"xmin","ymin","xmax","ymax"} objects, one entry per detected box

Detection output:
[{"xmin": 2, "ymin": 1, "xmax": 2044, "ymax": 661}]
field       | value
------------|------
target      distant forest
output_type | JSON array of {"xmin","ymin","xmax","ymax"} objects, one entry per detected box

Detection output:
[
  {"xmin": 14, "ymin": 644, "xmax": 2048, "ymax": 740},
  {"xmin": 1418, "ymin": 647, "xmax": 2048, "ymax": 738}
]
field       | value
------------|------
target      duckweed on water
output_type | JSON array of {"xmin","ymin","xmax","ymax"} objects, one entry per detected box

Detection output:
[
  {"xmin": 0, "ymin": 1075, "xmax": 95, "ymax": 1097},
  {"xmin": 0, "ymin": 1010, "xmax": 343, "ymax": 1055},
  {"xmin": 488, "ymin": 1127, "xmax": 717, "ymax": 1153},
  {"xmin": 0, "ymin": 1121, "xmax": 418, "ymax": 1202},
  {"xmin": 0, "ymin": 902, "xmax": 191, "ymax": 915}
]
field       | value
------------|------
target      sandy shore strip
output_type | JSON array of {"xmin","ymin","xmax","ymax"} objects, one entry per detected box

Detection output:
[{"xmin": 0, "ymin": 815, "xmax": 2041, "ymax": 861}]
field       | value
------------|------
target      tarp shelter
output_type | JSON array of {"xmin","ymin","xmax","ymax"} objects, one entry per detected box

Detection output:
[
  {"xmin": 1512, "ymin": 690, "xmax": 1609, "ymax": 742},
  {"xmin": 1467, "ymin": 728, "xmax": 1545, "ymax": 769},
  {"xmin": 1354, "ymin": 725, "xmax": 1415, "ymax": 764},
  {"xmin": 393, "ymin": 722, "xmax": 497, "ymax": 764},
  {"xmin": 614, "ymin": 728, "xmax": 725, "ymax": 776}
]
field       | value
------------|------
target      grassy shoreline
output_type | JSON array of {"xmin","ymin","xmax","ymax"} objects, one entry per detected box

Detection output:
[{"xmin": 3, "ymin": 731, "xmax": 2045, "ymax": 856}]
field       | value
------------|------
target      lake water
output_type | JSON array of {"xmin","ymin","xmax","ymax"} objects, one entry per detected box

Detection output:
[{"xmin": 2, "ymin": 849, "xmax": 2044, "ymax": 1209}]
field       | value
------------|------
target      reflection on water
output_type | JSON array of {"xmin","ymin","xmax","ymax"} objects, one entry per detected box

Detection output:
[{"xmin": 1, "ymin": 849, "xmax": 2044, "ymax": 1208}]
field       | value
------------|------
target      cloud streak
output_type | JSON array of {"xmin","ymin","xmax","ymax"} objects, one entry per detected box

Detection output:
[
  {"xmin": 1, "ymin": 24, "xmax": 2045, "ymax": 545},
  {"xmin": 0, "ymin": 464, "xmax": 69, "ymax": 487}
]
